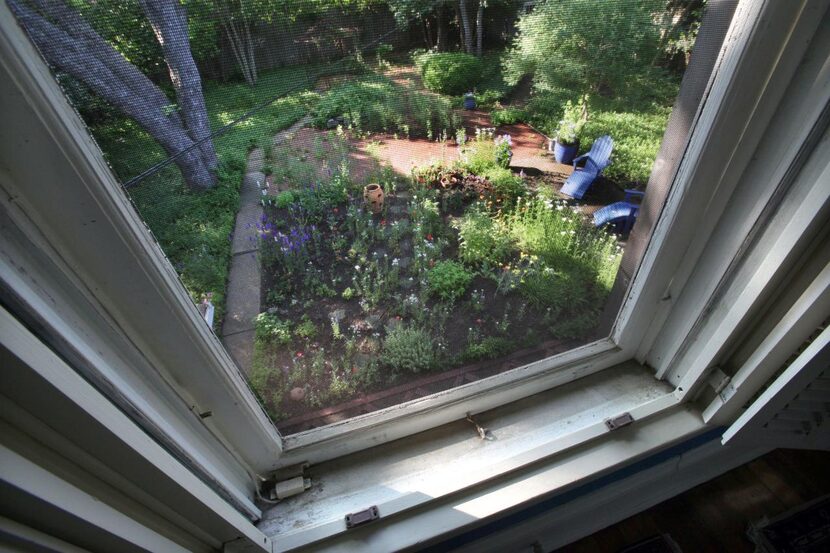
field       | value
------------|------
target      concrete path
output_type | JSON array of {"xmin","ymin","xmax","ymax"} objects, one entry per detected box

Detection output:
[{"xmin": 221, "ymin": 115, "xmax": 312, "ymax": 374}]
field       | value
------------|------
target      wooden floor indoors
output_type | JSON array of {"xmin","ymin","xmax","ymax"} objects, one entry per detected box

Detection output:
[{"xmin": 556, "ymin": 448, "xmax": 830, "ymax": 552}]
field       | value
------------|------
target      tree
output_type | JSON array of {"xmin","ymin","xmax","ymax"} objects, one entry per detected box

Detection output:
[
  {"xmin": 505, "ymin": 0, "xmax": 663, "ymax": 95},
  {"xmin": 10, "ymin": 0, "xmax": 217, "ymax": 190},
  {"xmin": 214, "ymin": 0, "xmax": 258, "ymax": 86}
]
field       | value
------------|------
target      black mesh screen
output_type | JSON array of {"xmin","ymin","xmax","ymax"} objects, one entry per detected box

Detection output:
[{"xmin": 10, "ymin": 0, "xmax": 718, "ymax": 432}]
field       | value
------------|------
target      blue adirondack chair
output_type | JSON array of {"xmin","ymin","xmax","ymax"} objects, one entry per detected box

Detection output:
[
  {"xmin": 560, "ymin": 135, "xmax": 614, "ymax": 199},
  {"xmin": 593, "ymin": 189, "xmax": 644, "ymax": 234}
]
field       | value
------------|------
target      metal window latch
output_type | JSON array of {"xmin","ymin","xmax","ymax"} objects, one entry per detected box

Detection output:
[
  {"xmin": 263, "ymin": 462, "xmax": 311, "ymax": 501},
  {"xmin": 345, "ymin": 506, "xmax": 379, "ymax": 529},
  {"xmin": 605, "ymin": 412, "xmax": 635, "ymax": 430}
]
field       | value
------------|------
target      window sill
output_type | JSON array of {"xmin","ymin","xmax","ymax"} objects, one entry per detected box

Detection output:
[{"xmin": 258, "ymin": 364, "xmax": 704, "ymax": 551}]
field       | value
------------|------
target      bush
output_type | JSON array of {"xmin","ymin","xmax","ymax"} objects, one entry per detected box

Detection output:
[
  {"xmin": 457, "ymin": 208, "xmax": 514, "ymax": 266},
  {"xmin": 383, "ymin": 326, "xmax": 435, "ymax": 374},
  {"xmin": 427, "ymin": 260, "xmax": 473, "ymax": 302},
  {"xmin": 273, "ymin": 190, "xmax": 296, "ymax": 209},
  {"xmin": 491, "ymin": 107, "xmax": 528, "ymax": 126},
  {"xmin": 421, "ymin": 53, "xmax": 483, "ymax": 95},
  {"xmin": 481, "ymin": 166, "xmax": 525, "ymax": 205},
  {"xmin": 459, "ymin": 133, "xmax": 498, "ymax": 174},
  {"xmin": 504, "ymin": 0, "xmax": 663, "ymax": 94}
]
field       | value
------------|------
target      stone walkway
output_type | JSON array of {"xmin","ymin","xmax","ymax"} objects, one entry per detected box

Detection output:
[{"xmin": 221, "ymin": 115, "xmax": 311, "ymax": 374}]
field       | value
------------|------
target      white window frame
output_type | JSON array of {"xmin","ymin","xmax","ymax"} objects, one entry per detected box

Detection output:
[{"xmin": 1, "ymin": 0, "xmax": 828, "ymax": 523}]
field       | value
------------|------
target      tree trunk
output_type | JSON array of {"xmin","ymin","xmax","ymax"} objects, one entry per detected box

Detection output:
[
  {"xmin": 140, "ymin": 0, "xmax": 218, "ymax": 177},
  {"xmin": 436, "ymin": 6, "xmax": 449, "ymax": 52},
  {"xmin": 10, "ymin": 0, "xmax": 215, "ymax": 189},
  {"xmin": 458, "ymin": 0, "xmax": 474, "ymax": 54},
  {"xmin": 475, "ymin": 0, "xmax": 484, "ymax": 57},
  {"xmin": 216, "ymin": 0, "xmax": 258, "ymax": 86}
]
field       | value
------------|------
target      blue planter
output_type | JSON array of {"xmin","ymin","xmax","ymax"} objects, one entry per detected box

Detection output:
[
  {"xmin": 552, "ymin": 139, "xmax": 579, "ymax": 164},
  {"xmin": 463, "ymin": 94, "xmax": 476, "ymax": 110}
]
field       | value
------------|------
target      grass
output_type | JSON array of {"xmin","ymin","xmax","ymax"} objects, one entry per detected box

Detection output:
[{"xmin": 89, "ymin": 66, "xmax": 320, "ymax": 326}]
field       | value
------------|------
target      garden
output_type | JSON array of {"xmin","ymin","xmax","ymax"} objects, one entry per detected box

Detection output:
[
  {"xmin": 250, "ymin": 125, "xmax": 622, "ymax": 424},
  {"xmin": 15, "ymin": 0, "xmax": 703, "ymax": 429}
]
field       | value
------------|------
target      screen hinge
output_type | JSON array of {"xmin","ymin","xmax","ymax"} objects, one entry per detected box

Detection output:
[
  {"xmin": 263, "ymin": 462, "xmax": 311, "ymax": 501},
  {"xmin": 707, "ymin": 366, "xmax": 735, "ymax": 401}
]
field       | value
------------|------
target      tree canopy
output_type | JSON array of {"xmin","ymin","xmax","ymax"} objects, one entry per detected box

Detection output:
[{"xmin": 504, "ymin": 0, "xmax": 664, "ymax": 95}]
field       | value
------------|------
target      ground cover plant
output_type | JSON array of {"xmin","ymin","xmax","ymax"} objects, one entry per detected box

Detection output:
[
  {"xmin": 312, "ymin": 74, "xmax": 459, "ymax": 138},
  {"xmin": 89, "ymin": 66, "xmax": 321, "ymax": 324},
  {"xmin": 249, "ymin": 129, "xmax": 621, "ymax": 422}
]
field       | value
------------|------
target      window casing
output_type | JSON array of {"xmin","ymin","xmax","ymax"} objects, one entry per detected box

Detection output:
[{"xmin": 1, "ymin": 0, "xmax": 828, "ymax": 539}]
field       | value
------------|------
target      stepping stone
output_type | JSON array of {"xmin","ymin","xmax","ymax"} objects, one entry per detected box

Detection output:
[
  {"xmin": 246, "ymin": 148, "xmax": 264, "ymax": 173},
  {"xmin": 222, "ymin": 251, "xmax": 261, "ymax": 336},
  {"xmin": 221, "ymin": 329, "xmax": 255, "ymax": 375},
  {"xmin": 230, "ymin": 203, "xmax": 263, "ymax": 255},
  {"xmin": 329, "ymin": 309, "xmax": 346, "ymax": 323},
  {"xmin": 241, "ymin": 172, "xmax": 266, "ymax": 201},
  {"xmin": 366, "ymin": 314, "xmax": 382, "ymax": 329},
  {"xmin": 289, "ymin": 387, "xmax": 306, "ymax": 401}
]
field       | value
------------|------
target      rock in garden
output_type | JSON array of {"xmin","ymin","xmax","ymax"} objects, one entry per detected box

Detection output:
[
  {"xmin": 366, "ymin": 314, "xmax": 382, "ymax": 329},
  {"xmin": 329, "ymin": 309, "xmax": 346, "ymax": 323},
  {"xmin": 289, "ymin": 387, "xmax": 305, "ymax": 401},
  {"xmin": 326, "ymin": 118, "xmax": 338, "ymax": 129},
  {"xmin": 384, "ymin": 318, "xmax": 403, "ymax": 333}
]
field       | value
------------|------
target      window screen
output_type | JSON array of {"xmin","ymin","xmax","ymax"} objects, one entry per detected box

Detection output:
[{"xmin": 9, "ymin": 0, "xmax": 713, "ymax": 433}]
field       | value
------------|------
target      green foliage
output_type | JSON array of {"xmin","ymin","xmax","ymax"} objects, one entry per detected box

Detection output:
[
  {"xmin": 294, "ymin": 318, "xmax": 318, "ymax": 340},
  {"xmin": 313, "ymin": 75, "xmax": 456, "ymax": 137},
  {"xmin": 456, "ymin": 207, "xmax": 513, "ymax": 266},
  {"xmin": 462, "ymin": 336, "xmax": 512, "ymax": 362},
  {"xmin": 491, "ymin": 107, "xmax": 528, "ymax": 126},
  {"xmin": 382, "ymin": 326, "xmax": 435, "ymax": 374},
  {"xmin": 341, "ymin": 286, "xmax": 356, "ymax": 300},
  {"xmin": 254, "ymin": 312, "xmax": 292, "ymax": 346},
  {"xmin": 274, "ymin": 190, "xmax": 297, "ymax": 209},
  {"xmin": 505, "ymin": 0, "xmax": 664, "ymax": 95},
  {"xmin": 524, "ymin": 79, "xmax": 678, "ymax": 184},
  {"xmin": 504, "ymin": 197, "xmax": 621, "ymax": 294},
  {"xmin": 427, "ymin": 260, "xmax": 473, "ymax": 302},
  {"xmin": 421, "ymin": 53, "xmax": 483, "ymax": 95},
  {"xmin": 482, "ymin": 167, "xmax": 526, "ymax": 205},
  {"xmin": 89, "ymin": 66, "xmax": 319, "ymax": 325},
  {"xmin": 555, "ymin": 97, "xmax": 588, "ymax": 145},
  {"xmin": 459, "ymin": 134, "xmax": 498, "ymax": 175}
]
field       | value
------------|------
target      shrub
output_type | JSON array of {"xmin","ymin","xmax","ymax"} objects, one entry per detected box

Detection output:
[
  {"xmin": 456, "ymin": 208, "xmax": 513, "ymax": 266},
  {"xmin": 482, "ymin": 167, "xmax": 526, "ymax": 205},
  {"xmin": 504, "ymin": 0, "xmax": 663, "ymax": 94},
  {"xmin": 383, "ymin": 326, "xmax": 435, "ymax": 374},
  {"xmin": 313, "ymin": 75, "xmax": 455, "ymax": 137},
  {"xmin": 459, "ymin": 133, "xmax": 498, "ymax": 175},
  {"xmin": 427, "ymin": 260, "xmax": 473, "ymax": 302},
  {"xmin": 294, "ymin": 318, "xmax": 318, "ymax": 340},
  {"xmin": 274, "ymin": 190, "xmax": 296, "ymax": 209},
  {"xmin": 421, "ymin": 53, "xmax": 483, "ymax": 95},
  {"xmin": 254, "ymin": 312, "xmax": 292, "ymax": 346},
  {"xmin": 491, "ymin": 107, "xmax": 528, "ymax": 126}
]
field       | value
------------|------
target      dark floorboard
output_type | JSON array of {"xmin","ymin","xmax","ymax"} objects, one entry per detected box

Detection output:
[{"xmin": 556, "ymin": 448, "xmax": 830, "ymax": 553}]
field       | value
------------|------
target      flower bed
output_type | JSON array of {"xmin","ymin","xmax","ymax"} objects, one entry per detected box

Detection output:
[{"xmin": 250, "ymin": 131, "xmax": 622, "ymax": 423}]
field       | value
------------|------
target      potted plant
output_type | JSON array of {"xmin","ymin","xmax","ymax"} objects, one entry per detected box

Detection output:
[
  {"xmin": 550, "ymin": 96, "xmax": 588, "ymax": 164},
  {"xmin": 463, "ymin": 91, "xmax": 477, "ymax": 110}
]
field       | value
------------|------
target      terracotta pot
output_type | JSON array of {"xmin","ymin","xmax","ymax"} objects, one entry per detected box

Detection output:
[{"xmin": 363, "ymin": 183, "xmax": 384, "ymax": 214}]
